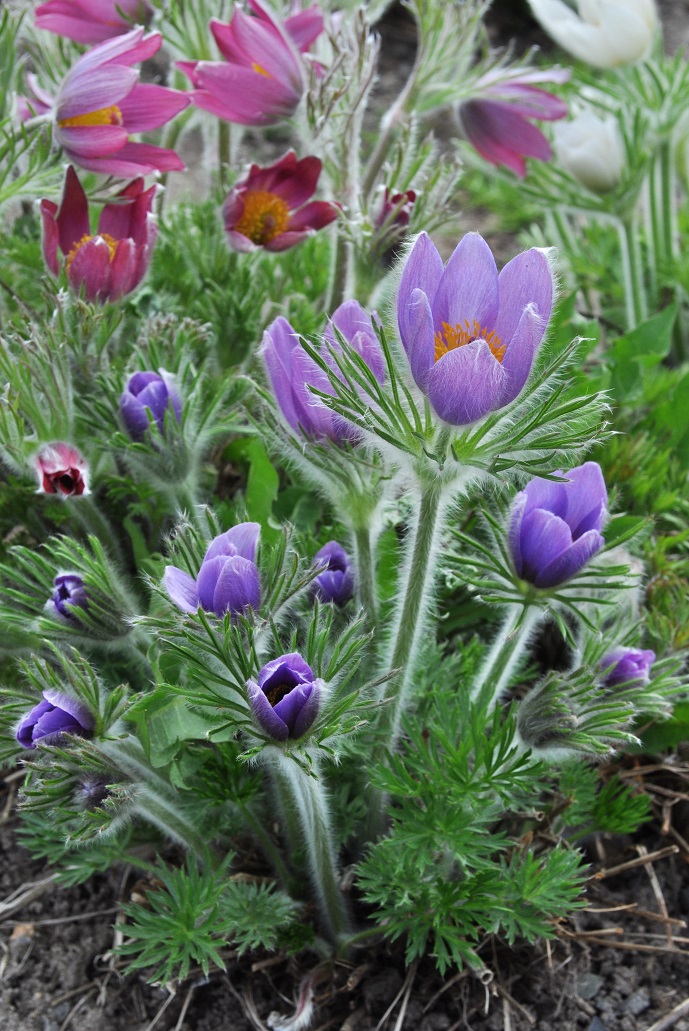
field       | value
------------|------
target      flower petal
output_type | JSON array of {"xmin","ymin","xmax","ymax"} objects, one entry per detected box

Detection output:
[
  {"xmin": 519, "ymin": 508, "xmax": 573, "ymax": 585},
  {"xmin": 163, "ymin": 566, "xmax": 199, "ymax": 612},
  {"xmin": 535, "ymin": 528, "xmax": 605, "ymax": 588},
  {"xmin": 431, "ymin": 232, "xmax": 499, "ymax": 336},
  {"xmin": 247, "ymin": 679, "xmax": 289, "ymax": 740},
  {"xmin": 116, "ymin": 83, "xmax": 190, "ymax": 132},
  {"xmin": 397, "ymin": 232, "xmax": 444, "ymax": 352},
  {"xmin": 494, "ymin": 248, "xmax": 553, "ymax": 352},
  {"xmin": 562, "ymin": 461, "xmax": 607, "ymax": 537},
  {"xmin": 57, "ymin": 124, "xmax": 129, "ymax": 159},
  {"xmin": 426, "ymin": 339, "xmax": 506, "ymax": 425},
  {"xmin": 499, "ymin": 303, "xmax": 548, "ymax": 405},
  {"xmin": 67, "ymin": 237, "xmax": 112, "ymax": 301},
  {"xmin": 211, "ymin": 556, "xmax": 261, "ymax": 615}
]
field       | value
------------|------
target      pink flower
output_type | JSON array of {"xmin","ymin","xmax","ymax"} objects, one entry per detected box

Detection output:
[
  {"xmin": 35, "ymin": 0, "xmax": 152, "ymax": 45},
  {"xmin": 458, "ymin": 67, "xmax": 569, "ymax": 177},
  {"xmin": 49, "ymin": 28, "xmax": 189, "ymax": 176},
  {"xmin": 40, "ymin": 166, "xmax": 157, "ymax": 303},
  {"xmin": 35, "ymin": 443, "xmax": 89, "ymax": 497},
  {"xmin": 222, "ymin": 151, "xmax": 338, "ymax": 252},
  {"xmin": 178, "ymin": 0, "xmax": 323, "ymax": 126}
]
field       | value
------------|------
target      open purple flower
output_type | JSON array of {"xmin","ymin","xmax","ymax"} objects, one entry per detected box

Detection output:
[
  {"xmin": 46, "ymin": 573, "xmax": 89, "ymax": 622},
  {"xmin": 247, "ymin": 653, "xmax": 322, "ymax": 741},
  {"xmin": 600, "ymin": 647, "xmax": 655, "ymax": 688},
  {"xmin": 397, "ymin": 232, "xmax": 553, "ymax": 426},
  {"xmin": 16, "ymin": 690, "xmax": 95, "ymax": 748},
  {"xmin": 312, "ymin": 541, "xmax": 354, "ymax": 605},
  {"xmin": 120, "ymin": 370, "xmax": 182, "ymax": 441},
  {"xmin": 509, "ymin": 462, "xmax": 607, "ymax": 589},
  {"xmin": 163, "ymin": 523, "xmax": 261, "ymax": 618}
]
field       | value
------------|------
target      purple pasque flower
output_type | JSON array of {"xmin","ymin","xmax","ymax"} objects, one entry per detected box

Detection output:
[
  {"xmin": 312, "ymin": 541, "xmax": 354, "ymax": 605},
  {"xmin": 458, "ymin": 67, "xmax": 569, "ymax": 178},
  {"xmin": 163, "ymin": 523, "xmax": 261, "ymax": 618},
  {"xmin": 397, "ymin": 232, "xmax": 553, "ymax": 426},
  {"xmin": 120, "ymin": 370, "xmax": 182, "ymax": 441},
  {"xmin": 600, "ymin": 647, "xmax": 655, "ymax": 688},
  {"xmin": 46, "ymin": 573, "xmax": 89, "ymax": 621},
  {"xmin": 35, "ymin": 0, "xmax": 152, "ymax": 45},
  {"xmin": 262, "ymin": 299, "xmax": 384, "ymax": 443},
  {"xmin": 16, "ymin": 690, "xmax": 95, "ymax": 748},
  {"xmin": 509, "ymin": 462, "xmax": 607, "ymax": 589},
  {"xmin": 247, "ymin": 652, "xmax": 322, "ymax": 741}
]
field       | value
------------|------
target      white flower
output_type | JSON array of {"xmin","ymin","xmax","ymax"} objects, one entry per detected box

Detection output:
[
  {"xmin": 527, "ymin": 0, "xmax": 658, "ymax": 69},
  {"xmin": 553, "ymin": 110, "xmax": 625, "ymax": 192}
]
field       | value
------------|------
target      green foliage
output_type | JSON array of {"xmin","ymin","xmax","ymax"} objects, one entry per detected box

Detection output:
[
  {"xmin": 16, "ymin": 811, "xmax": 140, "ymax": 886},
  {"xmin": 556, "ymin": 764, "xmax": 652, "ymax": 838}
]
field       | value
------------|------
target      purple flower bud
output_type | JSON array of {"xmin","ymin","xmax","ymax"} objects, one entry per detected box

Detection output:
[
  {"xmin": 373, "ymin": 187, "xmax": 416, "ymax": 267},
  {"xmin": 163, "ymin": 522, "xmax": 261, "ymax": 618},
  {"xmin": 16, "ymin": 689, "xmax": 95, "ymax": 749},
  {"xmin": 509, "ymin": 462, "xmax": 607, "ymax": 589},
  {"xmin": 46, "ymin": 573, "xmax": 89, "ymax": 622},
  {"xmin": 600, "ymin": 647, "xmax": 655, "ymax": 688},
  {"xmin": 247, "ymin": 652, "xmax": 322, "ymax": 741},
  {"xmin": 120, "ymin": 370, "xmax": 182, "ymax": 442},
  {"xmin": 312, "ymin": 541, "xmax": 354, "ymax": 606}
]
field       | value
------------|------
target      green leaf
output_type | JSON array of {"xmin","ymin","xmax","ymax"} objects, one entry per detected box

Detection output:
[
  {"xmin": 608, "ymin": 304, "xmax": 677, "ymax": 400},
  {"xmin": 223, "ymin": 437, "xmax": 280, "ymax": 540},
  {"xmin": 639, "ymin": 702, "xmax": 689, "ymax": 754}
]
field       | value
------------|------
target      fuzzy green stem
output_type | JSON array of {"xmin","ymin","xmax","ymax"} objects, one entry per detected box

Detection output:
[
  {"xmin": 238, "ymin": 799, "xmax": 293, "ymax": 888},
  {"xmin": 617, "ymin": 216, "xmax": 645, "ymax": 330},
  {"xmin": 326, "ymin": 232, "xmax": 352, "ymax": 313},
  {"xmin": 470, "ymin": 604, "xmax": 541, "ymax": 713},
  {"xmin": 352, "ymin": 522, "xmax": 377, "ymax": 628},
  {"xmin": 217, "ymin": 120, "xmax": 231, "ymax": 191}
]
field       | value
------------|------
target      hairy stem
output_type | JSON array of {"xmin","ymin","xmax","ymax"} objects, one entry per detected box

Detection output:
[
  {"xmin": 352, "ymin": 522, "xmax": 377, "ymax": 629},
  {"xmin": 470, "ymin": 604, "xmax": 541, "ymax": 713}
]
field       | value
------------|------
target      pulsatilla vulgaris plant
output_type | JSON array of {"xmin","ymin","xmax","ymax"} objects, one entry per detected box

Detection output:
[{"xmin": 0, "ymin": 0, "xmax": 685, "ymax": 1017}]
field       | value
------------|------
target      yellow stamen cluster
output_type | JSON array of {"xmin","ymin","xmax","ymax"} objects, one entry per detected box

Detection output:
[
  {"xmin": 434, "ymin": 319, "xmax": 506, "ymax": 363},
  {"xmin": 59, "ymin": 104, "xmax": 123, "ymax": 128},
  {"xmin": 251, "ymin": 61, "xmax": 271, "ymax": 78},
  {"xmin": 234, "ymin": 190, "xmax": 290, "ymax": 245},
  {"xmin": 65, "ymin": 233, "xmax": 118, "ymax": 271}
]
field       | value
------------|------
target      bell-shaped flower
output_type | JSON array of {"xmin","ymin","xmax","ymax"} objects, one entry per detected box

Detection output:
[
  {"xmin": 120, "ymin": 370, "xmax": 182, "ymax": 441},
  {"xmin": 373, "ymin": 187, "xmax": 416, "ymax": 266},
  {"xmin": 553, "ymin": 110, "xmax": 625, "ymax": 193},
  {"xmin": 600, "ymin": 647, "xmax": 655, "ymax": 687},
  {"xmin": 49, "ymin": 28, "xmax": 189, "ymax": 175},
  {"xmin": 397, "ymin": 232, "xmax": 554, "ymax": 426},
  {"xmin": 527, "ymin": 0, "xmax": 657, "ymax": 69},
  {"xmin": 16, "ymin": 690, "xmax": 95, "ymax": 748},
  {"xmin": 41, "ymin": 167, "xmax": 157, "ymax": 303},
  {"xmin": 509, "ymin": 462, "xmax": 607, "ymax": 589},
  {"xmin": 312, "ymin": 541, "xmax": 354, "ymax": 606},
  {"xmin": 262, "ymin": 300, "xmax": 384, "ymax": 443},
  {"xmin": 35, "ymin": 0, "xmax": 152, "ymax": 44},
  {"xmin": 35, "ymin": 442, "xmax": 89, "ymax": 497},
  {"xmin": 458, "ymin": 67, "xmax": 569, "ymax": 178},
  {"xmin": 222, "ymin": 151, "xmax": 338, "ymax": 252},
  {"xmin": 178, "ymin": 0, "xmax": 322, "ymax": 126},
  {"xmin": 163, "ymin": 523, "xmax": 261, "ymax": 618},
  {"xmin": 247, "ymin": 652, "xmax": 322, "ymax": 741},
  {"xmin": 46, "ymin": 573, "xmax": 89, "ymax": 622}
]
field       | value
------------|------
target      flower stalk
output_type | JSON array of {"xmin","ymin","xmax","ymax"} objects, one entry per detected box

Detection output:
[{"xmin": 469, "ymin": 603, "xmax": 541, "ymax": 713}]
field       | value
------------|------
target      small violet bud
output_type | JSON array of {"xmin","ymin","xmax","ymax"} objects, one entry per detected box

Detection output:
[
  {"xmin": 600, "ymin": 647, "xmax": 655, "ymax": 688},
  {"xmin": 35, "ymin": 442, "xmax": 89, "ymax": 497},
  {"xmin": 46, "ymin": 573, "xmax": 89, "ymax": 622},
  {"xmin": 120, "ymin": 370, "xmax": 182, "ymax": 441},
  {"xmin": 247, "ymin": 653, "xmax": 322, "ymax": 741},
  {"xmin": 16, "ymin": 689, "xmax": 95, "ymax": 749},
  {"xmin": 373, "ymin": 187, "xmax": 416, "ymax": 266},
  {"xmin": 163, "ymin": 522, "xmax": 261, "ymax": 618},
  {"xmin": 312, "ymin": 541, "xmax": 354, "ymax": 606}
]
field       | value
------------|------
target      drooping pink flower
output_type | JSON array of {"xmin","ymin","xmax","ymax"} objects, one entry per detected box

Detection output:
[
  {"xmin": 222, "ymin": 151, "xmax": 338, "ymax": 252},
  {"xmin": 44, "ymin": 28, "xmax": 190, "ymax": 176},
  {"xmin": 40, "ymin": 166, "xmax": 157, "ymax": 302},
  {"xmin": 35, "ymin": 0, "xmax": 152, "ymax": 45},
  {"xmin": 178, "ymin": 0, "xmax": 323, "ymax": 126},
  {"xmin": 35, "ymin": 443, "xmax": 89, "ymax": 497},
  {"xmin": 458, "ymin": 67, "xmax": 570, "ymax": 178}
]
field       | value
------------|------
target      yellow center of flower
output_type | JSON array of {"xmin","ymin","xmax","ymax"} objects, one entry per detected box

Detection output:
[
  {"xmin": 65, "ymin": 233, "xmax": 118, "ymax": 270},
  {"xmin": 251, "ymin": 61, "xmax": 271, "ymax": 77},
  {"xmin": 433, "ymin": 319, "xmax": 505, "ymax": 363},
  {"xmin": 234, "ymin": 190, "xmax": 291, "ymax": 245},
  {"xmin": 59, "ymin": 104, "xmax": 123, "ymax": 128}
]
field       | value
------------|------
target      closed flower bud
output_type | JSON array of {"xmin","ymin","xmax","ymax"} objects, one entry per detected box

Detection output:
[
  {"xmin": 163, "ymin": 523, "xmax": 261, "ymax": 618},
  {"xmin": 312, "ymin": 541, "xmax": 354, "ymax": 606},
  {"xmin": 120, "ymin": 370, "xmax": 182, "ymax": 441},
  {"xmin": 553, "ymin": 111, "xmax": 625, "ymax": 193},
  {"xmin": 247, "ymin": 653, "xmax": 322, "ymax": 741},
  {"xmin": 527, "ymin": 0, "xmax": 657, "ymax": 69},
  {"xmin": 34, "ymin": 442, "xmax": 89, "ymax": 497},
  {"xmin": 16, "ymin": 690, "xmax": 95, "ymax": 748},
  {"xmin": 600, "ymin": 647, "xmax": 655, "ymax": 687},
  {"xmin": 46, "ymin": 573, "xmax": 89, "ymax": 622}
]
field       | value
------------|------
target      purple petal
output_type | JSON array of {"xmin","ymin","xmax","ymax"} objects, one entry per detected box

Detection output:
[
  {"xmin": 518, "ymin": 509, "xmax": 573, "ymax": 585},
  {"xmin": 257, "ymin": 652, "xmax": 314, "ymax": 688},
  {"xmin": 494, "ymin": 248, "xmax": 553, "ymax": 356},
  {"xmin": 163, "ymin": 566, "xmax": 199, "ymax": 613},
  {"xmin": 211, "ymin": 556, "xmax": 261, "ymax": 616},
  {"xmin": 562, "ymin": 462, "xmax": 608, "ymax": 537},
  {"xmin": 292, "ymin": 681, "xmax": 321, "ymax": 738},
  {"xmin": 499, "ymin": 304, "xmax": 548, "ymax": 405},
  {"xmin": 223, "ymin": 522, "xmax": 261, "ymax": 563},
  {"xmin": 42, "ymin": 689, "xmax": 95, "ymax": 731},
  {"xmin": 274, "ymin": 682, "xmax": 314, "ymax": 736},
  {"xmin": 262, "ymin": 317, "xmax": 302, "ymax": 429},
  {"xmin": 535, "ymin": 529, "xmax": 605, "ymax": 589},
  {"xmin": 431, "ymin": 233, "xmax": 499, "ymax": 335},
  {"xmin": 397, "ymin": 232, "xmax": 444, "ymax": 352},
  {"xmin": 16, "ymin": 699, "xmax": 53, "ymax": 748},
  {"xmin": 522, "ymin": 476, "xmax": 568, "ymax": 520},
  {"xmin": 426, "ymin": 340, "xmax": 506, "ymax": 425},
  {"xmin": 404, "ymin": 287, "xmax": 436, "ymax": 391},
  {"xmin": 508, "ymin": 491, "xmax": 528, "ymax": 576},
  {"xmin": 247, "ymin": 679, "xmax": 289, "ymax": 741}
]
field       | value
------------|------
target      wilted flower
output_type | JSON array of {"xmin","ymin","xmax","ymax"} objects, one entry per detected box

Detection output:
[
  {"xmin": 509, "ymin": 462, "xmax": 607, "ymax": 589},
  {"xmin": 222, "ymin": 151, "xmax": 338, "ymax": 252},
  {"xmin": 120, "ymin": 370, "xmax": 182, "ymax": 441},
  {"xmin": 178, "ymin": 0, "xmax": 322, "ymax": 126},
  {"xmin": 527, "ymin": 0, "xmax": 657, "ymax": 69},
  {"xmin": 35, "ymin": 0, "xmax": 152, "ymax": 44},
  {"xmin": 397, "ymin": 232, "xmax": 554, "ymax": 425},
  {"xmin": 458, "ymin": 67, "xmax": 569, "ymax": 177},
  {"xmin": 247, "ymin": 653, "xmax": 322, "ymax": 741},
  {"xmin": 35, "ymin": 443, "xmax": 89, "ymax": 497},
  {"xmin": 41, "ymin": 166, "xmax": 157, "ymax": 303},
  {"xmin": 312, "ymin": 542, "xmax": 354, "ymax": 605},
  {"xmin": 46, "ymin": 573, "xmax": 89, "ymax": 621},
  {"xmin": 163, "ymin": 523, "xmax": 261, "ymax": 618},
  {"xmin": 553, "ymin": 111, "xmax": 625, "ymax": 193},
  {"xmin": 600, "ymin": 647, "xmax": 655, "ymax": 687},
  {"xmin": 16, "ymin": 690, "xmax": 95, "ymax": 748},
  {"xmin": 262, "ymin": 300, "xmax": 384, "ymax": 442}
]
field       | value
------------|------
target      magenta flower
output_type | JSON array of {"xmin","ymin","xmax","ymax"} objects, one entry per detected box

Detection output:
[
  {"xmin": 222, "ymin": 151, "xmax": 338, "ymax": 252},
  {"xmin": 509, "ymin": 462, "xmax": 607, "ymax": 589},
  {"xmin": 312, "ymin": 542, "xmax": 354, "ymax": 606},
  {"xmin": 164, "ymin": 523, "xmax": 261, "ymax": 618},
  {"xmin": 458, "ymin": 68, "xmax": 569, "ymax": 178},
  {"xmin": 35, "ymin": 443, "xmax": 89, "ymax": 497},
  {"xmin": 41, "ymin": 166, "xmax": 157, "ymax": 303},
  {"xmin": 247, "ymin": 653, "xmax": 322, "ymax": 741},
  {"xmin": 120, "ymin": 370, "xmax": 182, "ymax": 440},
  {"xmin": 397, "ymin": 232, "xmax": 553, "ymax": 426},
  {"xmin": 35, "ymin": 0, "xmax": 152, "ymax": 44},
  {"xmin": 178, "ymin": 0, "xmax": 322, "ymax": 126},
  {"xmin": 600, "ymin": 647, "xmax": 655, "ymax": 688},
  {"xmin": 16, "ymin": 690, "xmax": 94, "ymax": 748},
  {"xmin": 47, "ymin": 28, "xmax": 189, "ymax": 176}
]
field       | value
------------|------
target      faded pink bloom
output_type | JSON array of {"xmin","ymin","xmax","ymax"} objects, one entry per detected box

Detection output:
[
  {"xmin": 458, "ymin": 67, "xmax": 569, "ymax": 177},
  {"xmin": 223, "ymin": 150, "xmax": 338, "ymax": 252},
  {"xmin": 178, "ymin": 0, "xmax": 323, "ymax": 126},
  {"xmin": 40, "ymin": 166, "xmax": 157, "ymax": 303},
  {"xmin": 35, "ymin": 443, "xmax": 89, "ymax": 497},
  {"xmin": 35, "ymin": 0, "xmax": 152, "ymax": 45}
]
